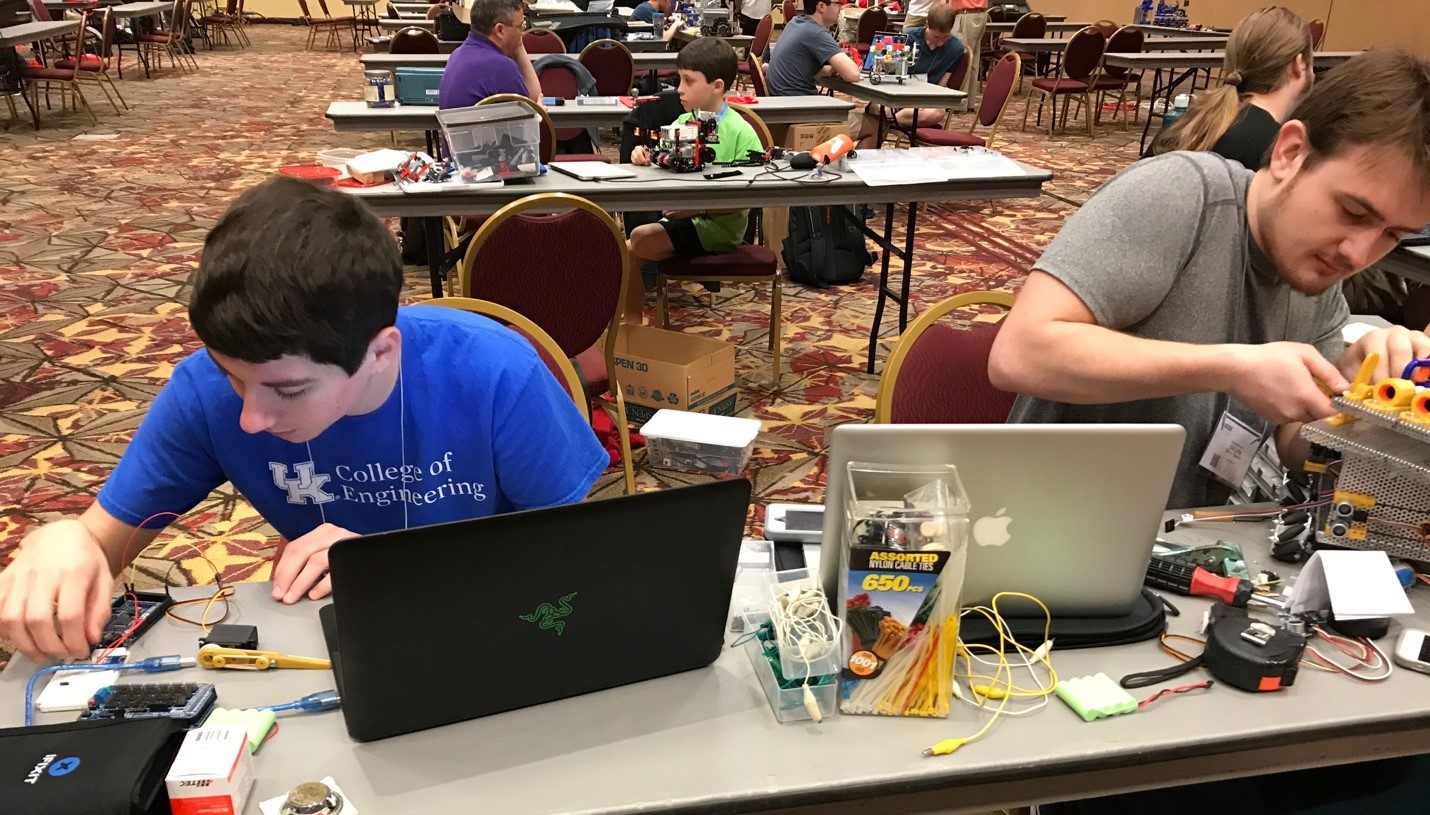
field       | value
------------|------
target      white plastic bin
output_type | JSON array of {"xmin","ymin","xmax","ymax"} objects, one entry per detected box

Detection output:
[{"xmin": 640, "ymin": 409, "xmax": 760, "ymax": 475}]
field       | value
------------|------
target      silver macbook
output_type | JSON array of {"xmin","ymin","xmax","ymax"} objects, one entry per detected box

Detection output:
[{"xmin": 819, "ymin": 424, "xmax": 1185, "ymax": 616}]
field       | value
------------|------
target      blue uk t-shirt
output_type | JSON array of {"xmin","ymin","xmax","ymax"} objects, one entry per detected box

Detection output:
[{"xmin": 98, "ymin": 306, "xmax": 609, "ymax": 541}]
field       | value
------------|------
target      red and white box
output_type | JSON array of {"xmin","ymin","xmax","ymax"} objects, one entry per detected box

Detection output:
[{"xmin": 165, "ymin": 726, "xmax": 254, "ymax": 815}]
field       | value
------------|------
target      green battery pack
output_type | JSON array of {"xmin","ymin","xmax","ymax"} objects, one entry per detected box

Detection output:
[{"xmin": 1054, "ymin": 673, "xmax": 1139, "ymax": 721}]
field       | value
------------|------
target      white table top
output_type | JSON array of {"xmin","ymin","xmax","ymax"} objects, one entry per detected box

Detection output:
[
  {"xmin": 0, "ymin": 17, "xmax": 77, "ymax": 47},
  {"xmin": 528, "ymin": 0, "xmax": 580, "ymax": 15},
  {"xmin": 1104, "ymin": 50, "xmax": 1360, "ymax": 71},
  {"xmin": 326, "ymin": 95, "xmax": 852, "ymax": 132},
  {"xmin": 819, "ymin": 75, "xmax": 966, "ymax": 109},
  {"xmin": 986, "ymin": 19, "xmax": 1083, "ymax": 34},
  {"xmin": 379, "ymin": 16, "xmax": 430, "ymax": 29},
  {"xmin": 109, "ymin": 1, "xmax": 170, "ymax": 20},
  {"xmin": 360, "ymin": 49, "xmax": 681, "ymax": 72},
  {"xmin": 1002, "ymin": 35, "xmax": 1229, "ymax": 54},
  {"xmin": 3, "ymin": 517, "xmax": 1425, "ymax": 814}
]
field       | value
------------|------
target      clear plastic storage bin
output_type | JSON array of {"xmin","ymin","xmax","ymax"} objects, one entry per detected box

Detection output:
[
  {"xmin": 744, "ymin": 640, "xmax": 839, "ymax": 724},
  {"xmin": 640, "ymin": 409, "xmax": 760, "ymax": 475}
]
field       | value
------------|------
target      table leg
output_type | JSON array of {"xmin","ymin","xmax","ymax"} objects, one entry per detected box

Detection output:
[
  {"xmin": 898, "ymin": 201, "xmax": 916, "ymax": 332},
  {"xmin": 423, "ymin": 215, "xmax": 444, "ymax": 298},
  {"xmin": 1138, "ymin": 66, "xmax": 1197, "ymax": 155},
  {"xmin": 866, "ymin": 202, "xmax": 895, "ymax": 373}
]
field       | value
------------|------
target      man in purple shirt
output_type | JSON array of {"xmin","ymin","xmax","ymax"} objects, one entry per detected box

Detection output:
[{"xmin": 436, "ymin": 0, "xmax": 542, "ymax": 109}]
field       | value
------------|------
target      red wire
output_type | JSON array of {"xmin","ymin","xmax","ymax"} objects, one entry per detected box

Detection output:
[
  {"xmin": 264, "ymin": 720, "xmax": 280, "ymax": 742},
  {"xmin": 119, "ymin": 511, "xmax": 182, "ymax": 574},
  {"xmin": 1138, "ymin": 681, "xmax": 1213, "ymax": 709}
]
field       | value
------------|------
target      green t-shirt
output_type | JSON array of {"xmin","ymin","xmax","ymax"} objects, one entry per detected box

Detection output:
[{"xmin": 671, "ymin": 106, "xmax": 763, "ymax": 252}]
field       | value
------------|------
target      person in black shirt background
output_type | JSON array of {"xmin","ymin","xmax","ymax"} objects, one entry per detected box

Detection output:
[{"xmin": 1150, "ymin": 6, "xmax": 1313, "ymax": 169}]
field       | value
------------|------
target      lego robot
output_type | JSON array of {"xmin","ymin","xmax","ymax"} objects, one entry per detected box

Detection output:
[
  {"xmin": 867, "ymin": 35, "xmax": 916, "ymax": 85},
  {"xmin": 651, "ymin": 111, "xmax": 720, "ymax": 173}
]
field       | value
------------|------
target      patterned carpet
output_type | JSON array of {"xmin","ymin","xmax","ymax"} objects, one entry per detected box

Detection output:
[{"xmin": 0, "ymin": 26, "xmax": 1145, "ymax": 629}]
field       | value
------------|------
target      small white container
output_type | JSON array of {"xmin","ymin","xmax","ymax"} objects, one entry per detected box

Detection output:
[{"xmin": 640, "ymin": 409, "xmax": 760, "ymax": 475}]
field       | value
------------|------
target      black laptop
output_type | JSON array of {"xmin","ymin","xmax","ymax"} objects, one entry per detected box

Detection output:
[{"xmin": 319, "ymin": 479, "xmax": 751, "ymax": 742}]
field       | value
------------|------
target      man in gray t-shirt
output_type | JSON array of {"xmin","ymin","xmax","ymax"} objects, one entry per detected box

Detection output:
[
  {"xmin": 766, "ymin": 0, "xmax": 862, "ymax": 97},
  {"xmin": 990, "ymin": 51, "xmax": 1430, "ymax": 509}
]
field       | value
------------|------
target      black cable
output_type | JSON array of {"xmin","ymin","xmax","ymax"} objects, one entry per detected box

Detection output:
[{"xmin": 1120, "ymin": 655, "xmax": 1203, "ymax": 689}]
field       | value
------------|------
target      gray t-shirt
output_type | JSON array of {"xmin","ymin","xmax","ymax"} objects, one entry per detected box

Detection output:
[
  {"xmin": 1007, "ymin": 152, "xmax": 1349, "ymax": 509},
  {"xmin": 767, "ymin": 14, "xmax": 843, "ymax": 97}
]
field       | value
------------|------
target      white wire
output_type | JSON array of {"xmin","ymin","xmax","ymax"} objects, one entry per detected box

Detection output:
[{"xmin": 951, "ymin": 604, "xmax": 1056, "ymax": 717}]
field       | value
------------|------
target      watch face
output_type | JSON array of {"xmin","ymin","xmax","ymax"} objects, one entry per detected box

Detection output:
[{"xmin": 280, "ymin": 782, "xmax": 344, "ymax": 815}]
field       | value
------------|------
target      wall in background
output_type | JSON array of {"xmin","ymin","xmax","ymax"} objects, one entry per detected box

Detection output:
[{"xmin": 1026, "ymin": 0, "xmax": 1428, "ymax": 56}]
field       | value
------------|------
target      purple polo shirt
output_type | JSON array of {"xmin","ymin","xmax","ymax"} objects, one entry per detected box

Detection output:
[{"xmin": 437, "ymin": 32, "xmax": 527, "ymax": 109}]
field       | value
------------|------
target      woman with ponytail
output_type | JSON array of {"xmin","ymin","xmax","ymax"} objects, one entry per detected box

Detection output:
[{"xmin": 1150, "ymin": 6, "xmax": 1314, "ymax": 168}]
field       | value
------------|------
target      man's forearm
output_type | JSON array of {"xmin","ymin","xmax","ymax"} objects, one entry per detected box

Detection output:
[
  {"xmin": 990, "ymin": 320, "xmax": 1237, "ymax": 404},
  {"xmin": 518, "ymin": 52, "xmax": 541, "ymax": 100},
  {"xmin": 1274, "ymin": 423, "xmax": 1310, "ymax": 472}
]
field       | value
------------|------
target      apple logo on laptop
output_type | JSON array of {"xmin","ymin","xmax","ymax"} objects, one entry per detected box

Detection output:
[{"xmin": 972, "ymin": 508, "xmax": 1012, "ymax": 547}]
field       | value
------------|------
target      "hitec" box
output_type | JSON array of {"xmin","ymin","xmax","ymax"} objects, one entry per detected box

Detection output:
[{"xmin": 165, "ymin": 726, "xmax": 254, "ymax": 815}]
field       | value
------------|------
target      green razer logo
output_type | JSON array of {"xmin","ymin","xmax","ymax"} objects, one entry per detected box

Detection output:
[{"xmin": 519, "ymin": 591, "xmax": 577, "ymax": 636}]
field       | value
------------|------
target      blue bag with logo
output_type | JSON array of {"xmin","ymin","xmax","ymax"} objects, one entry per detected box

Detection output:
[{"xmin": 0, "ymin": 717, "xmax": 183, "ymax": 814}]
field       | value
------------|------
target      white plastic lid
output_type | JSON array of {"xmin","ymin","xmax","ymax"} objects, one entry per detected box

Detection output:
[
  {"xmin": 1173, "ymin": 93, "xmax": 1190, "ymax": 109},
  {"xmin": 641, "ymin": 409, "xmax": 761, "ymax": 448}
]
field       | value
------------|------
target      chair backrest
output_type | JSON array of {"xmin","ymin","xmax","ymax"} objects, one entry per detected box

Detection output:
[
  {"xmin": 524, "ymin": 28, "xmax": 565, "ymax": 53},
  {"xmin": 420, "ymin": 297, "xmax": 590, "ymax": 422},
  {"xmin": 27, "ymin": 0, "xmax": 52, "ymax": 22},
  {"xmin": 728, "ymin": 103, "xmax": 772, "ymax": 244},
  {"xmin": 315, "ymin": 0, "xmax": 337, "ymax": 18},
  {"xmin": 987, "ymin": 6, "xmax": 1005, "ymax": 22},
  {"xmin": 224, "ymin": 0, "xmax": 238, "ymax": 16},
  {"xmin": 1308, "ymin": 18, "xmax": 1324, "ymax": 50},
  {"xmin": 1060, "ymin": 27, "xmax": 1105, "ymax": 81},
  {"xmin": 751, "ymin": 12, "xmax": 772, "ymax": 57},
  {"xmin": 459, "ymin": 193, "xmax": 630, "ymax": 364},
  {"xmin": 748, "ymin": 52, "xmax": 769, "ymax": 96},
  {"xmin": 95, "ymin": 6, "xmax": 115, "ymax": 60},
  {"xmin": 537, "ymin": 62, "xmax": 583, "ymax": 140},
  {"xmin": 477, "ymin": 92, "xmax": 555, "ymax": 163},
  {"xmin": 856, "ymin": 7, "xmax": 887, "ymax": 44},
  {"xmin": 1091, "ymin": 18, "xmax": 1117, "ymax": 39},
  {"xmin": 874, "ymin": 291, "xmax": 1017, "ymax": 424},
  {"xmin": 1010, "ymin": 12, "xmax": 1044, "ymax": 39},
  {"xmin": 390, "ymin": 25, "xmax": 438, "ymax": 53},
  {"xmin": 295, "ymin": 0, "xmax": 313, "ymax": 22},
  {"xmin": 1099, "ymin": 25, "xmax": 1143, "ymax": 79},
  {"xmin": 974, "ymin": 50, "xmax": 1019, "ymax": 138},
  {"xmin": 940, "ymin": 49, "xmax": 969, "ymax": 91},
  {"xmin": 578, "ymin": 38, "xmax": 635, "ymax": 95},
  {"xmin": 781, "ymin": 0, "xmax": 794, "ymax": 20}
]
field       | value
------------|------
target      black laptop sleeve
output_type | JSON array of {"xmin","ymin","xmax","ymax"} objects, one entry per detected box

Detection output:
[
  {"xmin": 0, "ymin": 717, "xmax": 184, "ymax": 815},
  {"xmin": 959, "ymin": 589, "xmax": 1167, "ymax": 650}
]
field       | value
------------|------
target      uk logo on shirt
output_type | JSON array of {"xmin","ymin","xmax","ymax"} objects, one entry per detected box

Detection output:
[{"xmin": 269, "ymin": 462, "xmax": 335, "ymax": 505}]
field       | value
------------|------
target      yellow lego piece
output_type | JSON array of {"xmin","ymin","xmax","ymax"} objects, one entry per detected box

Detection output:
[{"xmin": 1333, "ymin": 490, "xmax": 1376, "ymax": 510}]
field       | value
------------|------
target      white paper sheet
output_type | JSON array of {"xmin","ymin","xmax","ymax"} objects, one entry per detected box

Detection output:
[{"xmin": 1287, "ymin": 549, "xmax": 1414, "ymax": 619}]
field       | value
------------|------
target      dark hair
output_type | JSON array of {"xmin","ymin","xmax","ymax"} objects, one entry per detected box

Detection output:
[
  {"xmin": 801, "ymin": 0, "xmax": 821, "ymax": 16},
  {"xmin": 188, "ymin": 176, "xmax": 404, "ymax": 376},
  {"xmin": 676, "ymin": 36, "xmax": 738, "ymax": 90},
  {"xmin": 470, "ymin": 0, "xmax": 522, "ymax": 35},
  {"xmin": 1290, "ymin": 49, "xmax": 1430, "ymax": 185}
]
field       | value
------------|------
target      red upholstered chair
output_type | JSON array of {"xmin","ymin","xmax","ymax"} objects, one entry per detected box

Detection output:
[
  {"xmin": 1090, "ymin": 25, "xmax": 1144, "ymax": 129},
  {"xmin": 456, "ymin": 193, "xmax": 636, "ymax": 492},
  {"xmin": 390, "ymin": 25, "xmax": 438, "ymax": 53},
  {"xmin": 200, "ymin": 0, "xmax": 248, "ymax": 48},
  {"xmin": 579, "ymin": 38, "xmax": 635, "ymax": 96},
  {"xmin": 1307, "ymin": 18, "xmax": 1324, "ymax": 50},
  {"xmin": 1090, "ymin": 19, "xmax": 1117, "ymax": 39},
  {"xmin": 987, "ymin": 11, "xmax": 1044, "ymax": 89},
  {"xmin": 747, "ymin": 52, "xmax": 770, "ymax": 96},
  {"xmin": 737, "ymin": 13, "xmax": 773, "ymax": 89},
  {"xmin": 297, "ymin": 0, "xmax": 351, "ymax": 51},
  {"xmin": 315, "ymin": 0, "xmax": 357, "ymax": 51},
  {"xmin": 538, "ymin": 62, "xmax": 610, "ymax": 161},
  {"xmin": 914, "ymin": 51, "xmax": 1019, "ymax": 148},
  {"xmin": 655, "ymin": 104, "xmax": 783, "ymax": 383},
  {"xmin": 1020, "ymin": 26, "xmax": 1104, "ymax": 137},
  {"xmin": 419, "ymin": 298, "xmax": 590, "ymax": 423},
  {"xmin": 876, "ymin": 50, "xmax": 967, "ymax": 146},
  {"xmin": 853, "ymin": 6, "xmax": 888, "ymax": 58},
  {"xmin": 523, "ymin": 28, "xmax": 565, "ymax": 54},
  {"xmin": 54, "ymin": 6, "xmax": 127, "ymax": 115},
  {"xmin": 22, "ymin": 8, "xmax": 98, "ymax": 124},
  {"xmin": 781, "ymin": 0, "xmax": 795, "ymax": 21},
  {"xmin": 874, "ymin": 291, "xmax": 1017, "ymax": 424}
]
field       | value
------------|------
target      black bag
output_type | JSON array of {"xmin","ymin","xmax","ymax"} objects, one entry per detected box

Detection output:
[
  {"xmin": 959, "ymin": 589, "xmax": 1168, "ymax": 650},
  {"xmin": 435, "ymin": 9, "xmax": 467, "ymax": 41},
  {"xmin": 0, "ymin": 718, "xmax": 184, "ymax": 815},
  {"xmin": 781, "ymin": 205, "xmax": 874, "ymax": 288}
]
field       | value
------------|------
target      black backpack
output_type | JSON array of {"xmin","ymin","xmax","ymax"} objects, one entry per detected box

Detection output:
[{"xmin": 781, "ymin": 205, "xmax": 874, "ymax": 288}]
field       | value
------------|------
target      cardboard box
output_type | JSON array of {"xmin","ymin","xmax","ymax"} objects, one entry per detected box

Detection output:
[
  {"xmin": 166, "ymin": 726, "xmax": 254, "ymax": 815},
  {"xmin": 613, "ymin": 324, "xmax": 736, "ymax": 425},
  {"xmin": 785, "ymin": 122, "xmax": 852, "ymax": 152}
]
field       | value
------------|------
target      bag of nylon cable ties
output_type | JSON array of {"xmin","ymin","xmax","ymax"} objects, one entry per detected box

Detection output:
[{"xmin": 839, "ymin": 462, "xmax": 971, "ymax": 717}]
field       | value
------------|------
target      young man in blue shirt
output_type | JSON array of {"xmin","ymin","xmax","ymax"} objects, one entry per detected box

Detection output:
[
  {"xmin": 859, "ymin": 5, "xmax": 965, "ymax": 146},
  {"xmin": 765, "ymin": 0, "xmax": 862, "ymax": 97},
  {"xmin": 436, "ymin": 0, "xmax": 541, "ymax": 109},
  {"xmin": 0, "ymin": 176, "xmax": 609, "ymax": 663},
  {"xmin": 630, "ymin": 0, "xmax": 671, "ymax": 24}
]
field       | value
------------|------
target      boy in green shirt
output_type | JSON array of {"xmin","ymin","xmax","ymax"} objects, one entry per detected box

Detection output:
[{"xmin": 624, "ymin": 37, "xmax": 764, "ymax": 321}]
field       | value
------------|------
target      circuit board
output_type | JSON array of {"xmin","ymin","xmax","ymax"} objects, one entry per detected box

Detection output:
[
  {"xmin": 77, "ymin": 682, "xmax": 216, "ymax": 726},
  {"xmin": 99, "ymin": 591, "xmax": 174, "ymax": 650}
]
